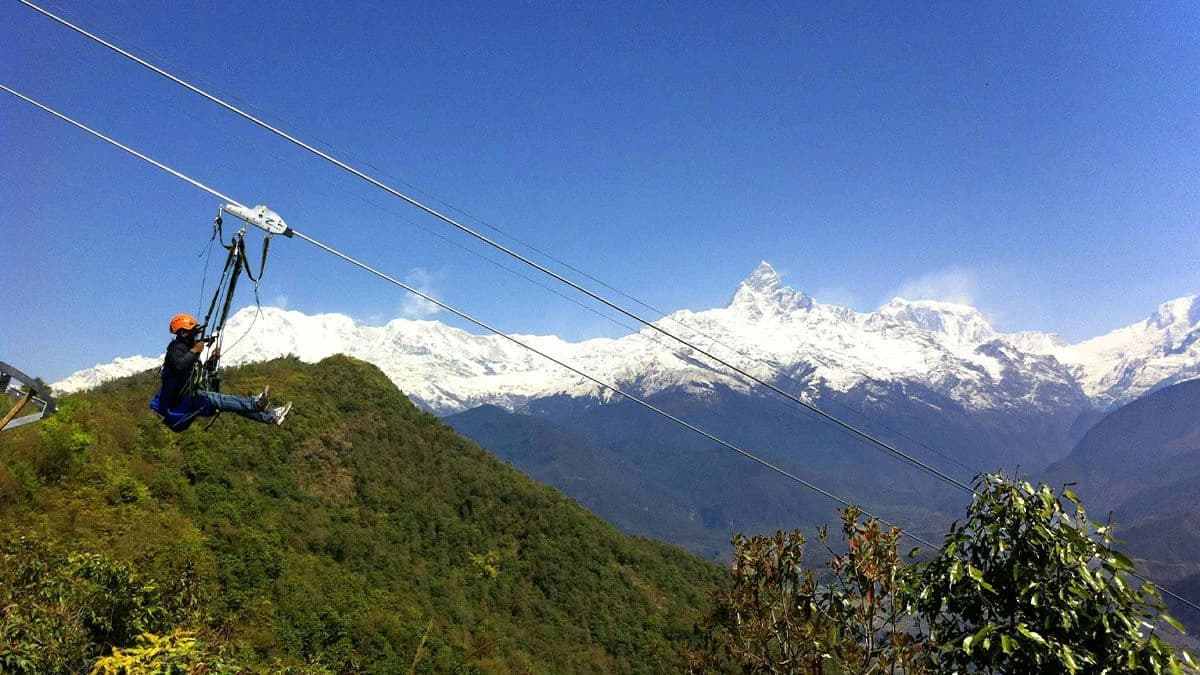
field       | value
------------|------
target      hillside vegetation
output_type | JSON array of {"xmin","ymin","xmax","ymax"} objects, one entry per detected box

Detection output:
[{"xmin": 0, "ymin": 356, "xmax": 725, "ymax": 673}]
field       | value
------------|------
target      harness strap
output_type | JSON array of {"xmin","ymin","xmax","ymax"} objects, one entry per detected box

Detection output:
[
  {"xmin": 181, "ymin": 357, "xmax": 208, "ymax": 398},
  {"xmin": 201, "ymin": 238, "xmax": 240, "ymax": 334},
  {"xmin": 214, "ymin": 241, "xmax": 245, "ymax": 342},
  {"xmin": 202, "ymin": 409, "xmax": 223, "ymax": 431},
  {"xmin": 240, "ymin": 236, "xmax": 270, "ymax": 284}
]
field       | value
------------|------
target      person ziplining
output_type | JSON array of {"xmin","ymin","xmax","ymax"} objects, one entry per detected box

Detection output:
[
  {"xmin": 149, "ymin": 206, "xmax": 294, "ymax": 432},
  {"xmin": 150, "ymin": 313, "xmax": 291, "ymax": 432}
]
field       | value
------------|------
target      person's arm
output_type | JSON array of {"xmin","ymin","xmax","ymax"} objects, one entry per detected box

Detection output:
[{"xmin": 165, "ymin": 340, "xmax": 201, "ymax": 374}]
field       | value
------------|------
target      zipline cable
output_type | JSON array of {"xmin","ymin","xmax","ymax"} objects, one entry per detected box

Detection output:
[
  {"xmin": 50, "ymin": 1, "xmax": 973, "ymax": 477},
  {"xmin": 5, "ymin": 6, "xmax": 1194, "ymax": 605},
  {"xmin": 9, "ymin": 10, "xmax": 1199, "ymax": 617},
  {"xmin": 303, "ymin": 225, "xmax": 937, "ymax": 536},
  {"xmin": 336, "ymin": 187, "xmax": 955, "ymax": 484},
  {"xmin": 397, "ymin": 197, "xmax": 981, "ymax": 477},
  {"xmin": 10, "ymin": 10, "xmax": 956, "ymax": 485},
  {"xmin": 6, "ymin": 82, "xmax": 1198, "ymax": 618},
  {"xmin": 0, "ymin": 81, "xmax": 935, "ymax": 550},
  {"xmin": 24, "ymin": 3, "xmax": 967, "ymax": 476},
  {"xmin": 16, "ymin": 0, "xmax": 976, "ymax": 496},
  {"xmin": 12, "ymin": 77, "xmax": 1199, "ymax": 619},
  {"xmin": 0, "ymin": 85, "xmax": 238, "ymax": 205},
  {"xmin": 338, "ymin": 200, "xmax": 956, "ymax": 490}
]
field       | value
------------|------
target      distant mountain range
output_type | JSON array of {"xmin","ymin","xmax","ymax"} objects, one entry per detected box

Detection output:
[
  {"xmin": 54, "ymin": 262, "xmax": 1200, "ymax": 415},
  {"xmin": 51, "ymin": 262, "xmax": 1200, "ymax": 557}
]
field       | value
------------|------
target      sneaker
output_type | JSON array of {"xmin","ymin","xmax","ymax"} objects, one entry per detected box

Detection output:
[
  {"xmin": 272, "ymin": 401, "xmax": 293, "ymax": 426},
  {"xmin": 253, "ymin": 386, "xmax": 271, "ymax": 411}
]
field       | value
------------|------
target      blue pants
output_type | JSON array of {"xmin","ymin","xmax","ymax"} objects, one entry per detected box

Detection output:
[{"xmin": 200, "ymin": 390, "xmax": 275, "ymax": 424}]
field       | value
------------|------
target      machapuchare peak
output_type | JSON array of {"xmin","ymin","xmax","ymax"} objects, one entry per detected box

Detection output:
[{"xmin": 729, "ymin": 261, "xmax": 814, "ymax": 316}]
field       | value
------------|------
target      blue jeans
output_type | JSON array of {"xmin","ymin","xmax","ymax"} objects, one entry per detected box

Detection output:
[{"xmin": 200, "ymin": 390, "xmax": 275, "ymax": 424}]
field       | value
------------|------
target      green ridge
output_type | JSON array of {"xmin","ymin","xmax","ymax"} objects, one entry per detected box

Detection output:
[{"xmin": 0, "ymin": 356, "xmax": 724, "ymax": 673}]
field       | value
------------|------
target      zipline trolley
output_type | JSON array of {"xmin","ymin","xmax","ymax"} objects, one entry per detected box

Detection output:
[{"xmin": 189, "ymin": 203, "xmax": 292, "ymax": 395}]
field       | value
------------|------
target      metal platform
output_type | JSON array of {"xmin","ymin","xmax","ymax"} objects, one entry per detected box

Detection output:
[{"xmin": 1, "ymin": 361, "xmax": 57, "ymax": 431}]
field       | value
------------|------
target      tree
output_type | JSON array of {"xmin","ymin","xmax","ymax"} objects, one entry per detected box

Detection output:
[
  {"xmin": 0, "ymin": 540, "xmax": 172, "ymax": 674},
  {"xmin": 694, "ymin": 508, "xmax": 926, "ymax": 674},
  {"xmin": 913, "ymin": 474, "xmax": 1197, "ymax": 674},
  {"xmin": 695, "ymin": 474, "xmax": 1198, "ymax": 674},
  {"xmin": 820, "ymin": 507, "xmax": 927, "ymax": 674},
  {"xmin": 89, "ymin": 631, "xmax": 242, "ymax": 675}
]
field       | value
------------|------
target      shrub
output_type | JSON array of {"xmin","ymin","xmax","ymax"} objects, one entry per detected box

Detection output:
[{"xmin": 694, "ymin": 474, "xmax": 1198, "ymax": 674}]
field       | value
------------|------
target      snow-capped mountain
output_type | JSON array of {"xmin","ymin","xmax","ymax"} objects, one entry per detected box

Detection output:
[
  {"xmin": 53, "ymin": 262, "xmax": 1199, "ymax": 415},
  {"xmin": 1046, "ymin": 295, "xmax": 1200, "ymax": 408},
  {"xmin": 53, "ymin": 355, "xmax": 162, "ymax": 393},
  {"xmin": 645, "ymin": 264, "xmax": 1085, "ymax": 413}
]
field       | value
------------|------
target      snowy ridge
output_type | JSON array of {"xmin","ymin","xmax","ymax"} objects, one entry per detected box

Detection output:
[
  {"xmin": 1037, "ymin": 295, "xmax": 1200, "ymax": 407},
  {"xmin": 52, "ymin": 262, "xmax": 1200, "ymax": 414},
  {"xmin": 52, "ymin": 355, "xmax": 162, "ymax": 394}
]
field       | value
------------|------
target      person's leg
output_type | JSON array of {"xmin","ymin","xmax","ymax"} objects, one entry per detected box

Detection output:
[{"xmin": 199, "ymin": 390, "xmax": 276, "ymax": 424}]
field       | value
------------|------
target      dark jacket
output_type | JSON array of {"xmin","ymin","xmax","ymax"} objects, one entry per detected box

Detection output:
[
  {"xmin": 161, "ymin": 336, "xmax": 201, "ymax": 407},
  {"xmin": 150, "ymin": 336, "xmax": 214, "ymax": 432}
]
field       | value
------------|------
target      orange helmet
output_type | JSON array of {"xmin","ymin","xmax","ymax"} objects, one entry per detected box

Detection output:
[{"xmin": 169, "ymin": 313, "xmax": 199, "ymax": 335}]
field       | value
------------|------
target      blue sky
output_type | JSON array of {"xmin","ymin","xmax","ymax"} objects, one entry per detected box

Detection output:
[{"xmin": 2, "ymin": 1, "xmax": 1198, "ymax": 382}]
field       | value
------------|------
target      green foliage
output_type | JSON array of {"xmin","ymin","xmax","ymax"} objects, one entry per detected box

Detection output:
[
  {"xmin": 695, "ymin": 475, "xmax": 1198, "ymax": 674},
  {"xmin": 695, "ymin": 527, "xmax": 829, "ymax": 673},
  {"xmin": 90, "ymin": 630, "xmax": 245, "ymax": 674},
  {"xmin": 694, "ymin": 508, "xmax": 927, "ymax": 674},
  {"xmin": 470, "ymin": 550, "xmax": 502, "ymax": 580},
  {"xmin": 0, "ymin": 356, "xmax": 725, "ymax": 673},
  {"xmin": 914, "ymin": 474, "xmax": 1196, "ymax": 674},
  {"xmin": 0, "ymin": 539, "xmax": 182, "ymax": 673}
]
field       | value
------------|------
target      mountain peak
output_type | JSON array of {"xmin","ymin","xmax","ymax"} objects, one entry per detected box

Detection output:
[
  {"xmin": 1149, "ymin": 293, "xmax": 1200, "ymax": 330},
  {"xmin": 728, "ymin": 261, "xmax": 813, "ymax": 317},
  {"xmin": 744, "ymin": 260, "xmax": 782, "ymax": 289},
  {"xmin": 882, "ymin": 296, "xmax": 977, "ymax": 312},
  {"xmin": 876, "ymin": 297, "xmax": 996, "ymax": 345}
]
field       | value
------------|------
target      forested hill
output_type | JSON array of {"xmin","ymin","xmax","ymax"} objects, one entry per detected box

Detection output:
[{"xmin": 0, "ymin": 356, "xmax": 724, "ymax": 673}]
